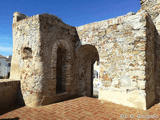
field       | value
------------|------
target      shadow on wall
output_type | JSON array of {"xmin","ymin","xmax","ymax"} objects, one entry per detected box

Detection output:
[
  {"xmin": 0, "ymin": 82, "xmax": 25, "ymax": 115},
  {"xmin": 0, "ymin": 117, "xmax": 19, "ymax": 120},
  {"xmin": 155, "ymin": 34, "xmax": 160, "ymax": 103}
]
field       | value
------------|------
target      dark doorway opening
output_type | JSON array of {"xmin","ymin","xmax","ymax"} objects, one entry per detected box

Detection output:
[
  {"xmin": 56, "ymin": 47, "xmax": 66, "ymax": 93},
  {"xmin": 8, "ymin": 72, "xmax": 10, "ymax": 78},
  {"xmin": 77, "ymin": 44, "xmax": 99, "ymax": 98}
]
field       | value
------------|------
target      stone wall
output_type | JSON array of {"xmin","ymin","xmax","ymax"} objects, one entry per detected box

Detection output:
[
  {"xmin": 76, "ymin": 11, "xmax": 158, "ymax": 110},
  {"xmin": 140, "ymin": 0, "xmax": 160, "ymax": 22},
  {"xmin": 11, "ymin": 13, "xmax": 40, "ymax": 81},
  {"xmin": 0, "ymin": 79, "xmax": 20, "ymax": 114},
  {"xmin": 11, "ymin": 14, "xmax": 42, "ymax": 107},
  {"xmin": 140, "ymin": 0, "xmax": 160, "ymax": 102},
  {"xmin": 145, "ymin": 15, "xmax": 158, "ymax": 108},
  {"xmin": 38, "ymin": 14, "xmax": 80, "ymax": 105},
  {"xmin": 11, "ymin": 13, "xmax": 80, "ymax": 107}
]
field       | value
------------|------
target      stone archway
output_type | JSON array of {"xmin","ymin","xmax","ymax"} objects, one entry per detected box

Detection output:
[{"xmin": 77, "ymin": 44, "xmax": 99, "ymax": 97}]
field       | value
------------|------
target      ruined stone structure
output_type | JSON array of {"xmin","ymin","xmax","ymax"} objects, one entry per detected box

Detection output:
[
  {"xmin": 1, "ymin": 0, "xmax": 160, "ymax": 112},
  {"xmin": 11, "ymin": 13, "xmax": 82, "ymax": 107}
]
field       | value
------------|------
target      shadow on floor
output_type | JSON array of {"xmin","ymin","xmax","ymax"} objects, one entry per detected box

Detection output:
[
  {"xmin": 55, "ymin": 94, "xmax": 98, "ymax": 104},
  {"xmin": 54, "ymin": 94, "xmax": 82, "ymax": 104},
  {"xmin": 0, "ymin": 105, "xmax": 23, "ymax": 116},
  {"xmin": 0, "ymin": 117, "xmax": 19, "ymax": 120},
  {"xmin": 0, "ymin": 95, "xmax": 98, "ymax": 116}
]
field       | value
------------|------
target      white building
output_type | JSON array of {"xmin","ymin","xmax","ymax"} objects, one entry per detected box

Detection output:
[{"xmin": 0, "ymin": 55, "xmax": 11, "ymax": 79}]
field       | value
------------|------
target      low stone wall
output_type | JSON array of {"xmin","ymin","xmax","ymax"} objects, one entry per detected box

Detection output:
[
  {"xmin": 99, "ymin": 89, "xmax": 146, "ymax": 110},
  {"xmin": 0, "ymin": 79, "xmax": 20, "ymax": 114}
]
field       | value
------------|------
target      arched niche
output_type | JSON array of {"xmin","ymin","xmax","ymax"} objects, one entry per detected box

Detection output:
[
  {"xmin": 51, "ymin": 41, "xmax": 74, "ymax": 95},
  {"xmin": 56, "ymin": 46, "xmax": 66, "ymax": 93}
]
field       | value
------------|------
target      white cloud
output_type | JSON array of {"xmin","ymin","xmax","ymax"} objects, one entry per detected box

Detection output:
[{"xmin": 0, "ymin": 46, "xmax": 12, "ymax": 52}]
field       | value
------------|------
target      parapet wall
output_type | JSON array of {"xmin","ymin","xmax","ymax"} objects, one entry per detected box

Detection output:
[{"xmin": 0, "ymin": 79, "xmax": 20, "ymax": 114}]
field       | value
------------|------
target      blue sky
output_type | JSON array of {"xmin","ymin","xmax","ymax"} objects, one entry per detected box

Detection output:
[{"xmin": 0, "ymin": 0, "xmax": 140, "ymax": 56}]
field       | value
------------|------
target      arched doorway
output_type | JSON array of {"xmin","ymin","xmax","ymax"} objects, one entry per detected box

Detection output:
[{"xmin": 77, "ymin": 44, "xmax": 99, "ymax": 97}]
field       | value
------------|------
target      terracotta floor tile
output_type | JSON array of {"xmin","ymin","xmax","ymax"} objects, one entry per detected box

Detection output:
[{"xmin": 0, "ymin": 97, "xmax": 160, "ymax": 120}]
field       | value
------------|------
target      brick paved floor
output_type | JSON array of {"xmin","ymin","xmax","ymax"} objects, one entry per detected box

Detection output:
[{"xmin": 0, "ymin": 97, "xmax": 160, "ymax": 120}]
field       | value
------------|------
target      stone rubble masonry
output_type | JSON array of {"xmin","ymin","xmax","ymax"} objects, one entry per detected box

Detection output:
[
  {"xmin": 140, "ymin": 0, "xmax": 160, "ymax": 102},
  {"xmin": 76, "ymin": 10, "xmax": 158, "ymax": 110},
  {"xmin": 10, "ymin": 12, "xmax": 80, "ymax": 107}
]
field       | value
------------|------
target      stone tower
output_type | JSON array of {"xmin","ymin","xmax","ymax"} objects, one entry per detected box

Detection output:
[{"xmin": 11, "ymin": 12, "xmax": 81, "ymax": 107}]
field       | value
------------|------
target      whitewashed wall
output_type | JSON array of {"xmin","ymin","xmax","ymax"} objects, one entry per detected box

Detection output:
[{"xmin": 0, "ymin": 57, "xmax": 11, "ymax": 78}]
